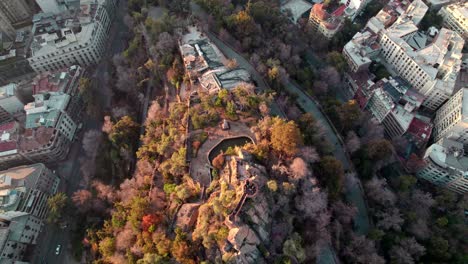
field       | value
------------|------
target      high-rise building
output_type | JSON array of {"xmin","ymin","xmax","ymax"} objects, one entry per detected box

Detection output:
[
  {"xmin": 0, "ymin": 66, "xmax": 84, "ymax": 168},
  {"xmin": 432, "ymin": 88, "xmax": 468, "ymax": 144},
  {"xmin": 28, "ymin": 0, "xmax": 116, "ymax": 73},
  {"xmin": 378, "ymin": 0, "xmax": 465, "ymax": 111},
  {"xmin": 0, "ymin": 0, "xmax": 33, "ymax": 26},
  {"xmin": 308, "ymin": 3, "xmax": 346, "ymax": 39},
  {"xmin": 0, "ymin": 83, "xmax": 25, "ymax": 125},
  {"xmin": 439, "ymin": 1, "xmax": 468, "ymax": 41},
  {"xmin": 417, "ymin": 138, "xmax": 468, "ymax": 194},
  {"xmin": 0, "ymin": 17, "xmax": 15, "ymax": 40},
  {"xmin": 0, "ymin": 163, "xmax": 60, "ymax": 219},
  {"xmin": 0, "ymin": 211, "xmax": 43, "ymax": 263}
]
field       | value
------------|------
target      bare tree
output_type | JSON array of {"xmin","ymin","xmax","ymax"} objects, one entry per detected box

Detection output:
[
  {"xmin": 295, "ymin": 179, "xmax": 328, "ymax": 219},
  {"xmin": 102, "ymin": 116, "xmax": 114, "ymax": 134},
  {"xmin": 361, "ymin": 117, "xmax": 384, "ymax": 144},
  {"xmin": 331, "ymin": 201, "xmax": 357, "ymax": 225},
  {"xmin": 115, "ymin": 224, "xmax": 136, "ymax": 252},
  {"xmin": 289, "ymin": 157, "xmax": 311, "ymax": 180},
  {"xmin": 72, "ymin": 189, "xmax": 93, "ymax": 213},
  {"xmin": 343, "ymin": 233, "xmax": 385, "ymax": 264},
  {"xmin": 300, "ymin": 146, "xmax": 320, "ymax": 163},
  {"xmin": 390, "ymin": 237, "xmax": 426, "ymax": 264},
  {"xmin": 376, "ymin": 208, "xmax": 404, "ymax": 231},
  {"xmin": 92, "ymin": 180, "xmax": 117, "ymax": 204},
  {"xmin": 319, "ymin": 66, "xmax": 340, "ymax": 87},
  {"xmin": 345, "ymin": 131, "xmax": 361, "ymax": 153},
  {"xmin": 365, "ymin": 177, "xmax": 397, "ymax": 206},
  {"xmin": 409, "ymin": 189, "xmax": 434, "ymax": 220}
]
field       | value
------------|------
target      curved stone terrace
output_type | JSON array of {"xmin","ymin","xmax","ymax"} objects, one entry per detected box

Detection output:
[{"xmin": 189, "ymin": 121, "xmax": 255, "ymax": 187}]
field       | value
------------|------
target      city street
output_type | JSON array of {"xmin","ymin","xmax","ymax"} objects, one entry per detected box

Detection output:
[{"xmin": 30, "ymin": 0, "xmax": 130, "ymax": 263}]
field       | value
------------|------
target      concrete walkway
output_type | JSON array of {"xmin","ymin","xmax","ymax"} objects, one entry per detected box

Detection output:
[{"xmin": 189, "ymin": 122, "xmax": 254, "ymax": 186}]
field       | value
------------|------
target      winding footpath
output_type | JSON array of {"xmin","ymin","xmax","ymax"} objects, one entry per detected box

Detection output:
[{"xmin": 190, "ymin": 2, "xmax": 370, "ymax": 263}]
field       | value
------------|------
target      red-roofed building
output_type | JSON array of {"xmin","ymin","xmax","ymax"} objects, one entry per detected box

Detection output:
[
  {"xmin": 309, "ymin": 2, "xmax": 347, "ymax": 39},
  {"xmin": 407, "ymin": 116, "xmax": 432, "ymax": 150},
  {"xmin": 31, "ymin": 65, "xmax": 83, "ymax": 96}
]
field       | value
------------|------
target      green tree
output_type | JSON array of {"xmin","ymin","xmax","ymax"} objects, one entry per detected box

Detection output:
[
  {"xmin": 318, "ymin": 156, "xmax": 344, "ymax": 200},
  {"xmin": 327, "ymin": 51, "xmax": 348, "ymax": 73},
  {"xmin": 109, "ymin": 116, "xmax": 140, "ymax": 150},
  {"xmin": 398, "ymin": 175, "xmax": 417, "ymax": 192},
  {"xmin": 47, "ymin": 193, "xmax": 68, "ymax": 224},
  {"xmin": 78, "ymin": 77, "xmax": 101, "ymax": 117},
  {"xmin": 271, "ymin": 118, "xmax": 303, "ymax": 157},
  {"xmin": 99, "ymin": 237, "xmax": 116, "ymax": 258},
  {"xmin": 282, "ymin": 233, "xmax": 306, "ymax": 263},
  {"xmin": 338, "ymin": 100, "xmax": 361, "ymax": 132},
  {"xmin": 367, "ymin": 139, "xmax": 393, "ymax": 161},
  {"xmin": 226, "ymin": 100, "xmax": 236, "ymax": 116}
]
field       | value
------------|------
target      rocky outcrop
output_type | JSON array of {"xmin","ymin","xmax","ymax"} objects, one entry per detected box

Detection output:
[{"xmin": 227, "ymin": 225, "xmax": 264, "ymax": 263}]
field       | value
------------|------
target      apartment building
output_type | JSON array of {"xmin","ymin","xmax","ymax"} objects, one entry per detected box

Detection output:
[
  {"xmin": 0, "ymin": 31, "xmax": 35, "ymax": 86},
  {"xmin": 0, "ymin": 211, "xmax": 42, "ymax": 263},
  {"xmin": 439, "ymin": 1, "xmax": 467, "ymax": 40},
  {"xmin": 0, "ymin": 0, "xmax": 33, "ymax": 27},
  {"xmin": 0, "ymin": 164, "xmax": 60, "ymax": 220},
  {"xmin": 417, "ymin": 138, "xmax": 468, "ymax": 194},
  {"xmin": 0, "ymin": 16, "xmax": 15, "ymax": 40},
  {"xmin": 0, "ymin": 66, "xmax": 83, "ymax": 168},
  {"xmin": 309, "ymin": 3, "xmax": 346, "ymax": 39},
  {"xmin": 28, "ymin": 0, "xmax": 116, "ymax": 73},
  {"xmin": 378, "ymin": 0, "xmax": 464, "ymax": 110},
  {"xmin": 0, "ymin": 84, "xmax": 26, "ymax": 125},
  {"xmin": 432, "ymin": 88, "xmax": 468, "ymax": 144},
  {"xmin": 343, "ymin": 31, "xmax": 380, "ymax": 72},
  {"xmin": 364, "ymin": 77, "xmax": 432, "ymax": 152},
  {"xmin": 0, "ymin": 122, "xmax": 25, "ymax": 170}
]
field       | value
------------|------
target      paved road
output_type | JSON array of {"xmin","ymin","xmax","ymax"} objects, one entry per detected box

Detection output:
[
  {"xmin": 283, "ymin": 80, "xmax": 370, "ymax": 235},
  {"xmin": 31, "ymin": 1, "xmax": 130, "ymax": 264}
]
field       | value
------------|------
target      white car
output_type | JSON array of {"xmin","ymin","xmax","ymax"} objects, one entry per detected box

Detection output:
[{"xmin": 55, "ymin": 245, "xmax": 61, "ymax": 255}]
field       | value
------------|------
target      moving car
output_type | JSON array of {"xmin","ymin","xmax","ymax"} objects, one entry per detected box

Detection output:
[{"xmin": 55, "ymin": 245, "xmax": 61, "ymax": 255}]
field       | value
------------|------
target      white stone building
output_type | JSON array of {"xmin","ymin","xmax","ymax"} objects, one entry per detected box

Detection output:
[
  {"xmin": 378, "ymin": 0, "xmax": 464, "ymax": 110},
  {"xmin": 417, "ymin": 138, "xmax": 468, "ymax": 194},
  {"xmin": 439, "ymin": 1, "xmax": 468, "ymax": 40},
  {"xmin": 433, "ymin": 88, "xmax": 468, "ymax": 144},
  {"xmin": 28, "ymin": 0, "xmax": 116, "ymax": 73}
]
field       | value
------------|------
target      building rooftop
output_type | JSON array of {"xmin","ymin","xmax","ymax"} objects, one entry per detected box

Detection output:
[
  {"xmin": 444, "ymin": 1, "xmax": 468, "ymax": 19},
  {"xmin": 425, "ymin": 138, "xmax": 468, "ymax": 172},
  {"xmin": 18, "ymin": 126, "xmax": 55, "ymax": 152},
  {"xmin": 0, "ymin": 83, "xmax": 17, "ymax": 100},
  {"xmin": 281, "ymin": 0, "xmax": 313, "ymax": 23},
  {"xmin": 24, "ymin": 93, "xmax": 70, "ymax": 129},
  {"xmin": 407, "ymin": 115, "xmax": 432, "ymax": 142},
  {"xmin": 0, "ymin": 122, "xmax": 19, "ymax": 157},
  {"xmin": 180, "ymin": 27, "xmax": 252, "ymax": 93},
  {"xmin": 394, "ymin": 0, "xmax": 428, "ymax": 26},
  {"xmin": 29, "ymin": 1, "xmax": 103, "ymax": 58},
  {"xmin": 32, "ymin": 65, "xmax": 81, "ymax": 94}
]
